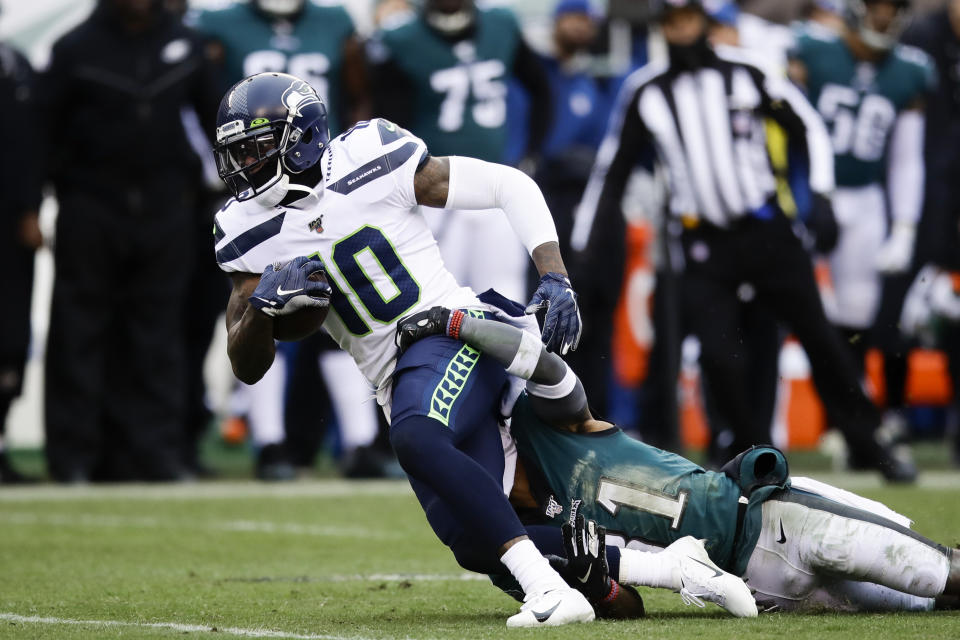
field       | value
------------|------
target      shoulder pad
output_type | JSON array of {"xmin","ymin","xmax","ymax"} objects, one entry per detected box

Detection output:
[
  {"xmin": 795, "ymin": 22, "xmax": 839, "ymax": 44},
  {"xmin": 325, "ymin": 119, "xmax": 426, "ymax": 196},
  {"xmin": 213, "ymin": 198, "xmax": 285, "ymax": 271},
  {"xmin": 894, "ymin": 43, "xmax": 934, "ymax": 70},
  {"xmin": 378, "ymin": 10, "xmax": 417, "ymax": 33}
]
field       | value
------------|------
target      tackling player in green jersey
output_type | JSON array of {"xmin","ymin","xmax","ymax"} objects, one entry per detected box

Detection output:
[{"xmin": 396, "ymin": 303, "xmax": 960, "ymax": 613}]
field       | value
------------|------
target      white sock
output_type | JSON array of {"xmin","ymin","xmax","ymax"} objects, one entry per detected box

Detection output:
[
  {"xmin": 500, "ymin": 539, "xmax": 569, "ymax": 597},
  {"xmin": 618, "ymin": 548, "xmax": 679, "ymax": 590}
]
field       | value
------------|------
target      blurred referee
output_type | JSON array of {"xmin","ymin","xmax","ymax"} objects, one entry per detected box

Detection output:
[{"xmin": 571, "ymin": 0, "xmax": 914, "ymax": 481}]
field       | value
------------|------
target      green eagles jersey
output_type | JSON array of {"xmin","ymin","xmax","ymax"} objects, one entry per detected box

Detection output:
[
  {"xmin": 791, "ymin": 25, "xmax": 935, "ymax": 187},
  {"xmin": 374, "ymin": 8, "xmax": 521, "ymax": 162},
  {"xmin": 510, "ymin": 395, "xmax": 779, "ymax": 575},
  {"xmin": 192, "ymin": 1, "xmax": 354, "ymax": 132}
]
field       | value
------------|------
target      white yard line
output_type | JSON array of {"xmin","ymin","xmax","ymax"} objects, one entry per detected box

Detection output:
[
  {"xmin": 0, "ymin": 479, "xmax": 414, "ymax": 502},
  {"xmin": 219, "ymin": 574, "xmax": 487, "ymax": 583},
  {"xmin": 2, "ymin": 472, "xmax": 959, "ymax": 504},
  {"xmin": 0, "ymin": 612, "xmax": 380, "ymax": 640},
  {"xmin": 0, "ymin": 512, "xmax": 398, "ymax": 539},
  {"xmin": 804, "ymin": 471, "xmax": 960, "ymax": 491}
]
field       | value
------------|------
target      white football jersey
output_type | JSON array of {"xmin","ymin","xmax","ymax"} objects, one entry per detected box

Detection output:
[{"xmin": 214, "ymin": 118, "xmax": 481, "ymax": 399}]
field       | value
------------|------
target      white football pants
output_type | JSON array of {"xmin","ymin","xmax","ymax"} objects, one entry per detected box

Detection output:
[
  {"xmin": 743, "ymin": 481, "xmax": 950, "ymax": 612},
  {"xmin": 826, "ymin": 184, "xmax": 887, "ymax": 329}
]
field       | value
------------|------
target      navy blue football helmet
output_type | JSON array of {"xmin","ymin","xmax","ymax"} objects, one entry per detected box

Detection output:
[{"xmin": 214, "ymin": 72, "xmax": 330, "ymax": 202}]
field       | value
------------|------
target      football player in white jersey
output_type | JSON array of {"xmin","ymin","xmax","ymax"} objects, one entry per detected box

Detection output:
[{"xmin": 212, "ymin": 72, "xmax": 589, "ymax": 627}]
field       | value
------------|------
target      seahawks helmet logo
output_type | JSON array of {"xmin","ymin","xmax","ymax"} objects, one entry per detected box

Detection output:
[{"xmin": 281, "ymin": 80, "xmax": 320, "ymax": 118}]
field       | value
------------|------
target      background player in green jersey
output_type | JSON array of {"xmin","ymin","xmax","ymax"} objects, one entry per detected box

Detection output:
[
  {"xmin": 788, "ymin": 1, "xmax": 935, "ymax": 451},
  {"xmin": 368, "ymin": 0, "xmax": 554, "ymax": 306},
  {"xmin": 396, "ymin": 304, "xmax": 960, "ymax": 613},
  {"xmin": 191, "ymin": 0, "xmax": 369, "ymax": 136}
]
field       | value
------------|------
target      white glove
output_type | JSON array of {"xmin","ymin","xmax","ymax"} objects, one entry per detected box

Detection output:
[
  {"xmin": 900, "ymin": 265, "xmax": 960, "ymax": 342},
  {"xmin": 900, "ymin": 265, "xmax": 937, "ymax": 338},
  {"xmin": 875, "ymin": 223, "xmax": 916, "ymax": 273}
]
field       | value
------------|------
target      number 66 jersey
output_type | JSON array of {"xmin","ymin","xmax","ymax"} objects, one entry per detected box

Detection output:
[{"xmin": 214, "ymin": 118, "xmax": 481, "ymax": 406}]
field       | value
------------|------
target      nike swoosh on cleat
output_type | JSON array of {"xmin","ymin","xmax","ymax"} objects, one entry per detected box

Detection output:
[
  {"xmin": 777, "ymin": 519, "xmax": 787, "ymax": 544},
  {"xmin": 532, "ymin": 602, "xmax": 561, "ymax": 623},
  {"xmin": 253, "ymin": 297, "xmax": 277, "ymax": 306},
  {"xmin": 277, "ymin": 286, "xmax": 305, "ymax": 296},
  {"xmin": 690, "ymin": 557, "xmax": 723, "ymax": 578},
  {"xmin": 577, "ymin": 565, "xmax": 592, "ymax": 584}
]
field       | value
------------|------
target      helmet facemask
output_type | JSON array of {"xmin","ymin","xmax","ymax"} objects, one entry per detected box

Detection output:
[
  {"xmin": 846, "ymin": 0, "xmax": 911, "ymax": 52},
  {"xmin": 214, "ymin": 120, "xmax": 286, "ymax": 202},
  {"xmin": 253, "ymin": 0, "xmax": 306, "ymax": 19},
  {"xmin": 423, "ymin": 0, "xmax": 476, "ymax": 37}
]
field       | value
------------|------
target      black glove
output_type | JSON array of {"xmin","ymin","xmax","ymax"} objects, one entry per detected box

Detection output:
[
  {"xmin": 806, "ymin": 193, "xmax": 839, "ymax": 254},
  {"xmin": 525, "ymin": 272, "xmax": 582, "ymax": 355},
  {"xmin": 395, "ymin": 306, "xmax": 450, "ymax": 355},
  {"xmin": 552, "ymin": 514, "xmax": 612, "ymax": 603}
]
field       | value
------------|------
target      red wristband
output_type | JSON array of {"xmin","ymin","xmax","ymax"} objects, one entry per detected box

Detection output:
[
  {"xmin": 447, "ymin": 309, "xmax": 466, "ymax": 340},
  {"xmin": 600, "ymin": 580, "xmax": 620, "ymax": 605}
]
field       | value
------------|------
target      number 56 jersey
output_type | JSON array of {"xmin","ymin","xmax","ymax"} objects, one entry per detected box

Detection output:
[
  {"xmin": 214, "ymin": 119, "xmax": 481, "ymax": 400},
  {"xmin": 790, "ymin": 26, "xmax": 935, "ymax": 188}
]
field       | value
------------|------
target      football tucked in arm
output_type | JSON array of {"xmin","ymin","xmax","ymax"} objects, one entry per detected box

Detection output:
[{"xmin": 272, "ymin": 271, "xmax": 331, "ymax": 341}]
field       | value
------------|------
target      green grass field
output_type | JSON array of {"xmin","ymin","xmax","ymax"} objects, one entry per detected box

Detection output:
[{"xmin": 1, "ymin": 469, "xmax": 959, "ymax": 640}]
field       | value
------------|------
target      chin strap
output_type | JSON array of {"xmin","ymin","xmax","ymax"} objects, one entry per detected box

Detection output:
[
  {"xmin": 253, "ymin": 176, "xmax": 321, "ymax": 209},
  {"xmin": 859, "ymin": 26, "xmax": 896, "ymax": 51},
  {"xmin": 254, "ymin": 174, "xmax": 291, "ymax": 208}
]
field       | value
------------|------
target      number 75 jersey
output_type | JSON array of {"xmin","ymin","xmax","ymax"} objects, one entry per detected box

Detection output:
[{"xmin": 214, "ymin": 119, "xmax": 481, "ymax": 394}]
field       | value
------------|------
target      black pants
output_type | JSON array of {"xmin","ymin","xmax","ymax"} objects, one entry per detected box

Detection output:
[
  {"xmin": 680, "ymin": 211, "xmax": 884, "ymax": 464},
  {"xmin": 45, "ymin": 190, "xmax": 194, "ymax": 482},
  {"xmin": 181, "ymin": 199, "xmax": 230, "ymax": 473},
  {"xmin": 0, "ymin": 211, "xmax": 34, "ymax": 435}
]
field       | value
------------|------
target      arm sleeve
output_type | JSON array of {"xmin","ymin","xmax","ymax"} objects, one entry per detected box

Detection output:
[
  {"xmin": 759, "ymin": 69, "xmax": 835, "ymax": 195},
  {"xmin": 8, "ymin": 50, "xmax": 42, "ymax": 213},
  {"xmin": 887, "ymin": 108, "xmax": 925, "ymax": 227},
  {"xmin": 36, "ymin": 40, "xmax": 72, "ymax": 185},
  {"xmin": 444, "ymin": 155, "xmax": 559, "ymax": 254},
  {"xmin": 511, "ymin": 38, "xmax": 552, "ymax": 157}
]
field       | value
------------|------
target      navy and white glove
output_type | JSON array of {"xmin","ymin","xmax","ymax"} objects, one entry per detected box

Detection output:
[
  {"xmin": 248, "ymin": 256, "xmax": 332, "ymax": 317},
  {"xmin": 525, "ymin": 272, "xmax": 582, "ymax": 355}
]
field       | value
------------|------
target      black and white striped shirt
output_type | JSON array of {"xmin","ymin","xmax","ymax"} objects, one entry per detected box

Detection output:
[{"xmin": 571, "ymin": 46, "xmax": 834, "ymax": 252}]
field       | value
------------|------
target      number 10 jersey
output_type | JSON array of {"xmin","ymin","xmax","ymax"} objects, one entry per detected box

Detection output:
[{"xmin": 214, "ymin": 118, "xmax": 481, "ymax": 399}]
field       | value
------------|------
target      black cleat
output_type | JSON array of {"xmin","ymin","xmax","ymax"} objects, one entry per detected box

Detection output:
[
  {"xmin": 255, "ymin": 443, "xmax": 296, "ymax": 482},
  {"xmin": 875, "ymin": 447, "xmax": 917, "ymax": 484}
]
